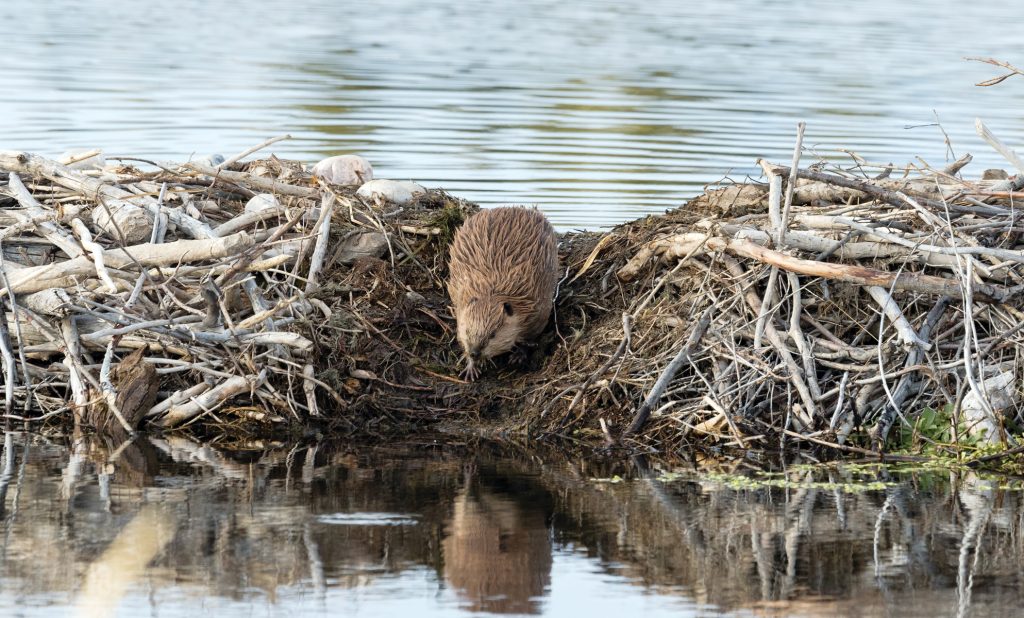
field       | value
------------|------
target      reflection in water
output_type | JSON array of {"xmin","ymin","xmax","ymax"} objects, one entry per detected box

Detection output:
[
  {"xmin": 1, "ymin": 0, "xmax": 1023, "ymax": 229},
  {"xmin": 76, "ymin": 504, "xmax": 176, "ymax": 618},
  {"xmin": 0, "ymin": 434, "xmax": 1023, "ymax": 616},
  {"xmin": 444, "ymin": 475, "xmax": 552, "ymax": 614}
]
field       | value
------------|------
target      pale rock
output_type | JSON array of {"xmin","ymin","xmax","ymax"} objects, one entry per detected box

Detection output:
[
  {"xmin": 245, "ymin": 194, "xmax": 280, "ymax": 213},
  {"xmin": 357, "ymin": 179, "xmax": 426, "ymax": 205},
  {"xmin": 961, "ymin": 365, "xmax": 1018, "ymax": 445},
  {"xmin": 59, "ymin": 149, "xmax": 105, "ymax": 170},
  {"xmin": 336, "ymin": 232, "xmax": 388, "ymax": 265},
  {"xmin": 193, "ymin": 154, "xmax": 225, "ymax": 167},
  {"xmin": 313, "ymin": 154, "xmax": 373, "ymax": 186}
]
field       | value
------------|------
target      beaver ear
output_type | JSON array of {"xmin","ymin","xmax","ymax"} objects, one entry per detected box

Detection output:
[{"xmin": 503, "ymin": 302, "xmax": 514, "ymax": 316}]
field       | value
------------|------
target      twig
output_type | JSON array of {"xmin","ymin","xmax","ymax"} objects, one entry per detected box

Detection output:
[
  {"xmin": 624, "ymin": 306, "xmax": 713, "ymax": 438},
  {"xmin": 70, "ymin": 218, "xmax": 117, "ymax": 293},
  {"xmin": 216, "ymin": 134, "xmax": 292, "ymax": 169},
  {"xmin": 542, "ymin": 313, "xmax": 632, "ymax": 421},
  {"xmin": 778, "ymin": 121, "xmax": 806, "ymax": 245},
  {"xmin": 966, "ymin": 56, "xmax": 1024, "ymax": 87},
  {"xmin": 98, "ymin": 341, "xmax": 135, "ymax": 434}
]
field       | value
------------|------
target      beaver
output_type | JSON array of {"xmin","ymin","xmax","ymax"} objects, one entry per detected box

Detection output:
[{"xmin": 448, "ymin": 206, "xmax": 559, "ymax": 380}]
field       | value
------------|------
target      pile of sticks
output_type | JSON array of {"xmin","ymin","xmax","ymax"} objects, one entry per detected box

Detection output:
[
  {"xmin": 0, "ymin": 138, "xmax": 346, "ymax": 433},
  {"xmin": 535, "ymin": 119, "xmax": 1024, "ymax": 453},
  {"xmin": 6, "ymin": 118, "xmax": 1024, "ymax": 455}
]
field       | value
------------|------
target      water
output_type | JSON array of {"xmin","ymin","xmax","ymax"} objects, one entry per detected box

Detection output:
[
  {"xmin": 1, "ymin": 0, "xmax": 1023, "ymax": 229},
  {"xmin": 0, "ymin": 432, "xmax": 1021, "ymax": 617}
]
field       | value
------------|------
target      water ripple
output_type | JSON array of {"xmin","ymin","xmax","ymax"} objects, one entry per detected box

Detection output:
[{"xmin": 0, "ymin": 0, "xmax": 1021, "ymax": 229}]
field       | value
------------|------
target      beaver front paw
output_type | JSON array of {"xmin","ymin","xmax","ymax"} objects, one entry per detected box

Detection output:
[{"xmin": 460, "ymin": 359, "xmax": 480, "ymax": 382}]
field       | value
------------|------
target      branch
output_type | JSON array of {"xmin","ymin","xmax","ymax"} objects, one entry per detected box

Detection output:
[
  {"xmin": 624, "ymin": 307, "xmax": 713, "ymax": 437},
  {"xmin": 965, "ymin": 56, "xmax": 1024, "ymax": 87}
]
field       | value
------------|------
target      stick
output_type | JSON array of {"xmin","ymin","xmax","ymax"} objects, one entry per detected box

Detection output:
[
  {"xmin": 778, "ymin": 122, "xmax": 805, "ymax": 245},
  {"xmin": 302, "ymin": 364, "xmax": 320, "ymax": 417},
  {"xmin": 70, "ymin": 218, "xmax": 117, "ymax": 293},
  {"xmin": 126, "ymin": 182, "xmax": 167, "ymax": 309},
  {"xmin": 619, "ymin": 232, "xmax": 1012, "ymax": 303},
  {"xmin": 966, "ymin": 57, "xmax": 1024, "ymax": 87},
  {"xmin": 975, "ymin": 118, "xmax": 1024, "ymax": 176},
  {"xmin": 787, "ymin": 271, "xmax": 821, "ymax": 399},
  {"xmin": 216, "ymin": 134, "xmax": 291, "ymax": 169},
  {"xmin": 0, "ymin": 151, "xmax": 218, "ymax": 239},
  {"xmin": 942, "ymin": 154, "xmax": 973, "ymax": 176},
  {"xmin": 146, "ymin": 382, "xmax": 211, "ymax": 418},
  {"xmin": 865, "ymin": 286, "xmax": 931, "ymax": 350},
  {"xmin": 722, "ymin": 255, "xmax": 818, "ymax": 427},
  {"xmin": 99, "ymin": 341, "xmax": 135, "ymax": 434},
  {"xmin": 60, "ymin": 318, "xmax": 88, "ymax": 413},
  {"xmin": 754, "ymin": 164, "xmax": 782, "ymax": 350},
  {"xmin": 305, "ymin": 192, "xmax": 335, "ymax": 294},
  {"xmin": 869, "ymin": 296, "xmax": 949, "ymax": 445},
  {"xmin": 156, "ymin": 374, "xmax": 258, "ymax": 427},
  {"xmin": 0, "ymin": 233, "xmax": 254, "ymax": 296},
  {"xmin": 0, "ymin": 296, "xmax": 14, "ymax": 416},
  {"xmin": 212, "ymin": 204, "xmax": 290, "ymax": 236},
  {"xmin": 767, "ymin": 163, "xmax": 949, "ymax": 212},
  {"xmin": 624, "ymin": 307, "xmax": 713, "ymax": 437},
  {"xmin": 0, "ymin": 257, "xmax": 32, "ymax": 413},
  {"xmin": 5, "ymin": 172, "xmax": 84, "ymax": 258},
  {"xmin": 185, "ymin": 161, "xmax": 318, "ymax": 198}
]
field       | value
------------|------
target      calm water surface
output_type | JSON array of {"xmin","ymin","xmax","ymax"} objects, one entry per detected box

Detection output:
[
  {"xmin": 0, "ymin": 433, "xmax": 1022, "ymax": 617},
  {"xmin": 1, "ymin": 0, "xmax": 1023, "ymax": 229}
]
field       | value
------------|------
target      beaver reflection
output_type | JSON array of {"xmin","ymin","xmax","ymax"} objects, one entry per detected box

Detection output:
[{"xmin": 442, "ymin": 476, "xmax": 553, "ymax": 614}]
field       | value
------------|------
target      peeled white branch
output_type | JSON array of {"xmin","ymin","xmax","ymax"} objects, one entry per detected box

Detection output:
[
  {"xmin": 156, "ymin": 374, "xmax": 257, "ymax": 427},
  {"xmin": 5, "ymin": 172, "xmax": 84, "ymax": 258},
  {"xmin": 71, "ymin": 218, "xmax": 117, "ymax": 293},
  {"xmin": 0, "ymin": 232, "xmax": 253, "ymax": 296}
]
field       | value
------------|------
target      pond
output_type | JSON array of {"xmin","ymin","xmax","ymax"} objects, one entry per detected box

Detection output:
[
  {"xmin": 0, "ymin": 433, "xmax": 1021, "ymax": 617},
  {"xmin": 1, "ymin": 0, "xmax": 1023, "ymax": 229}
]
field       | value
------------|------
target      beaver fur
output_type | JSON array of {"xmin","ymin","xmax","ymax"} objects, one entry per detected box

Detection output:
[{"xmin": 447, "ymin": 207, "xmax": 559, "ymax": 380}]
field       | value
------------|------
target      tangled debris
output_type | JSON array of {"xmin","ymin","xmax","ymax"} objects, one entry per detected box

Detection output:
[
  {"xmin": 4, "ymin": 120, "xmax": 1024, "ymax": 458},
  {"xmin": 0, "ymin": 142, "xmax": 471, "ymax": 438}
]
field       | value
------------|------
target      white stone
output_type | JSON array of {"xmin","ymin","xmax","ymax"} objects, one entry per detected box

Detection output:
[
  {"xmin": 245, "ymin": 193, "xmax": 280, "ymax": 213},
  {"xmin": 961, "ymin": 365, "xmax": 1018, "ymax": 445},
  {"xmin": 192, "ymin": 153, "xmax": 225, "ymax": 167},
  {"xmin": 356, "ymin": 179, "xmax": 426, "ymax": 205},
  {"xmin": 313, "ymin": 154, "xmax": 373, "ymax": 186},
  {"xmin": 59, "ymin": 149, "xmax": 105, "ymax": 170}
]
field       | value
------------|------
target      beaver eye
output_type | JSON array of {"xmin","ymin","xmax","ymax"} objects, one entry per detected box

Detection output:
[{"xmin": 503, "ymin": 302, "xmax": 514, "ymax": 316}]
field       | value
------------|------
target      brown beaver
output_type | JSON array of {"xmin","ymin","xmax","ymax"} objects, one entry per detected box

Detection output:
[{"xmin": 448, "ymin": 206, "xmax": 559, "ymax": 380}]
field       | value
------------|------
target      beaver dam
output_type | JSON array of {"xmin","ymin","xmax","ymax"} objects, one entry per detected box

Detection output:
[{"xmin": 3, "ymin": 122, "xmax": 1024, "ymax": 461}]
